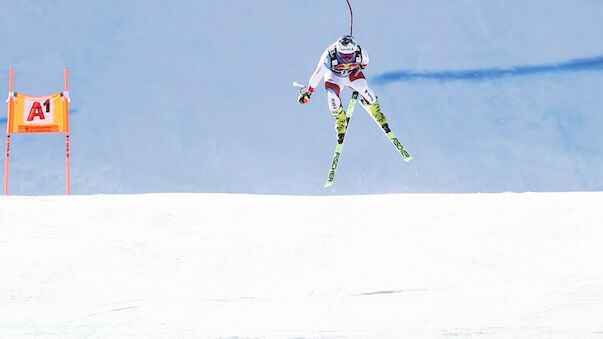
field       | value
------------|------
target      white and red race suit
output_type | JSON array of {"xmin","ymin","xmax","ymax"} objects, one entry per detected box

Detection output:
[{"xmin": 306, "ymin": 43, "xmax": 377, "ymax": 113}]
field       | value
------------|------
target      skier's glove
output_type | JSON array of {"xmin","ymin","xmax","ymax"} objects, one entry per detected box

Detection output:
[{"xmin": 298, "ymin": 87, "xmax": 314, "ymax": 104}]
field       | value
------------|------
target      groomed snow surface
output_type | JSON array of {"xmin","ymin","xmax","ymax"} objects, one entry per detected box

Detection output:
[{"xmin": 1, "ymin": 192, "xmax": 602, "ymax": 338}]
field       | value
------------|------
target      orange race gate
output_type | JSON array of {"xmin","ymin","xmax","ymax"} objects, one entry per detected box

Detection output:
[{"xmin": 4, "ymin": 68, "xmax": 71, "ymax": 195}]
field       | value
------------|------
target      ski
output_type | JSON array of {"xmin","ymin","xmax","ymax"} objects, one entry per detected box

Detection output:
[
  {"xmin": 324, "ymin": 91, "xmax": 359, "ymax": 187},
  {"xmin": 359, "ymin": 100, "xmax": 413, "ymax": 162}
]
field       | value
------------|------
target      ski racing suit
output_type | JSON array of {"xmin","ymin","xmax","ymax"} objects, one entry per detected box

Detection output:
[{"xmin": 307, "ymin": 43, "xmax": 377, "ymax": 113}]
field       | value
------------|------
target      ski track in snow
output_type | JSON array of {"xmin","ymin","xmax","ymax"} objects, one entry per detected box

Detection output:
[
  {"xmin": 1, "ymin": 192, "xmax": 603, "ymax": 338},
  {"xmin": 373, "ymin": 55, "xmax": 603, "ymax": 85}
]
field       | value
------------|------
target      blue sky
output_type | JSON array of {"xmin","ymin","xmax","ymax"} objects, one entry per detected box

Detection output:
[{"xmin": 1, "ymin": 0, "xmax": 603, "ymax": 195}]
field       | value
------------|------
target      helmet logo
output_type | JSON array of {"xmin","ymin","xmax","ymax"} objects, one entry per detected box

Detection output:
[
  {"xmin": 336, "ymin": 35, "xmax": 357, "ymax": 54},
  {"xmin": 340, "ymin": 36, "xmax": 353, "ymax": 46}
]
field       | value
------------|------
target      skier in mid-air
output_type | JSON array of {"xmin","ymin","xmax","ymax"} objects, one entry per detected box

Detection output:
[
  {"xmin": 298, "ymin": 35, "xmax": 390, "ymax": 143},
  {"xmin": 296, "ymin": 2, "xmax": 412, "ymax": 187}
]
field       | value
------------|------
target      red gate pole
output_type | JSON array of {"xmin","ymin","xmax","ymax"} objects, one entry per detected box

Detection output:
[
  {"xmin": 4, "ymin": 67, "xmax": 14, "ymax": 195},
  {"xmin": 4, "ymin": 135, "xmax": 10, "ymax": 195},
  {"xmin": 64, "ymin": 68, "xmax": 71, "ymax": 195}
]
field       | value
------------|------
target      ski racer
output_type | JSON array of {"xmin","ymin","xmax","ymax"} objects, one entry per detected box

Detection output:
[{"xmin": 298, "ymin": 35, "xmax": 390, "ymax": 143}]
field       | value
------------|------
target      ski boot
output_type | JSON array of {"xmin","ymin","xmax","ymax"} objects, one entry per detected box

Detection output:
[
  {"xmin": 363, "ymin": 98, "xmax": 391, "ymax": 133},
  {"xmin": 332, "ymin": 106, "xmax": 348, "ymax": 144}
]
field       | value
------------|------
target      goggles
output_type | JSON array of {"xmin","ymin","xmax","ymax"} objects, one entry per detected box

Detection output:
[{"xmin": 338, "ymin": 52, "xmax": 355, "ymax": 62}]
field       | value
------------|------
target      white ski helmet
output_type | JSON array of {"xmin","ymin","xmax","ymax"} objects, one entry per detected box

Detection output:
[{"xmin": 335, "ymin": 35, "xmax": 358, "ymax": 55}]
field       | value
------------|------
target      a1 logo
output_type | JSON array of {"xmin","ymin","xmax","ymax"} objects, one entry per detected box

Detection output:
[{"xmin": 25, "ymin": 97, "xmax": 54, "ymax": 124}]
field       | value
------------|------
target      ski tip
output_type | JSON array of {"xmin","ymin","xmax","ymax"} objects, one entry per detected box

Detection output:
[{"xmin": 404, "ymin": 156, "xmax": 413, "ymax": 162}]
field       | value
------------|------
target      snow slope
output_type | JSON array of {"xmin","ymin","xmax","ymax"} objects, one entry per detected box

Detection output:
[{"xmin": 2, "ymin": 192, "xmax": 603, "ymax": 337}]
